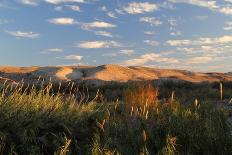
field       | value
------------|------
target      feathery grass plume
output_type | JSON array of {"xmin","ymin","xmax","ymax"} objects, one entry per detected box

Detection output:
[
  {"xmin": 171, "ymin": 91, "xmax": 175, "ymax": 105},
  {"xmin": 161, "ymin": 135, "xmax": 177, "ymax": 155},
  {"xmin": 220, "ymin": 82, "xmax": 223, "ymax": 102},
  {"xmin": 145, "ymin": 110, "xmax": 149, "ymax": 120},
  {"xmin": 136, "ymin": 107, "xmax": 139, "ymax": 116},
  {"xmin": 114, "ymin": 102, "xmax": 118, "ymax": 111},
  {"xmin": 142, "ymin": 130, "xmax": 147, "ymax": 143},
  {"xmin": 195, "ymin": 98, "xmax": 200, "ymax": 110},
  {"xmin": 130, "ymin": 106, "xmax": 134, "ymax": 116},
  {"xmin": 96, "ymin": 119, "xmax": 106, "ymax": 132},
  {"xmin": 106, "ymin": 108, "xmax": 111, "ymax": 120},
  {"xmin": 55, "ymin": 139, "xmax": 71, "ymax": 155}
]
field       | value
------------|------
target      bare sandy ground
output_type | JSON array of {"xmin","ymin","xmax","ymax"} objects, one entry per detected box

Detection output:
[{"xmin": 0, "ymin": 64, "xmax": 231, "ymax": 85}]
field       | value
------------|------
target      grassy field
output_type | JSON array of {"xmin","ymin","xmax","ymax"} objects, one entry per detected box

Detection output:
[{"xmin": 0, "ymin": 81, "xmax": 231, "ymax": 154}]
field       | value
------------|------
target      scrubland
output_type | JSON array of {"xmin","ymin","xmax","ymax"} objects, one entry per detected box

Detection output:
[{"xmin": 0, "ymin": 80, "xmax": 231, "ymax": 154}]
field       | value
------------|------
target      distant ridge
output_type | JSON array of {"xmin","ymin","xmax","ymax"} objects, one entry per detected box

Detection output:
[{"xmin": 0, "ymin": 64, "xmax": 231, "ymax": 86}]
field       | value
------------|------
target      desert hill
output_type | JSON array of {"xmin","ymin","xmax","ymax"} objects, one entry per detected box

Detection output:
[{"xmin": 0, "ymin": 64, "xmax": 231, "ymax": 86}]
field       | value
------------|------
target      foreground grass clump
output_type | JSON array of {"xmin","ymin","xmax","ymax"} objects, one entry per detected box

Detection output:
[{"xmin": 0, "ymin": 82, "xmax": 231, "ymax": 154}]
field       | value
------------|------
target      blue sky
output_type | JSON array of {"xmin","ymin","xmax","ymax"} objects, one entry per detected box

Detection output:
[{"xmin": 1, "ymin": 0, "xmax": 232, "ymax": 72}]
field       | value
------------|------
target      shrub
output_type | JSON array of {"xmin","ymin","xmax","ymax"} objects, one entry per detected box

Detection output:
[{"xmin": 123, "ymin": 82, "xmax": 158, "ymax": 108}]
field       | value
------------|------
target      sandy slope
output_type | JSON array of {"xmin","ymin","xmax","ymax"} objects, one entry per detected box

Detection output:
[{"xmin": 0, "ymin": 64, "xmax": 231, "ymax": 85}]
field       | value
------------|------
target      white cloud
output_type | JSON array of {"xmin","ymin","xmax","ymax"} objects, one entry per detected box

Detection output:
[
  {"xmin": 115, "ymin": 9, "xmax": 125, "ymax": 15},
  {"xmin": 160, "ymin": 1, "xmax": 175, "ymax": 9},
  {"xmin": 48, "ymin": 18, "xmax": 77, "ymax": 25},
  {"xmin": 19, "ymin": 0, "xmax": 38, "ymax": 6},
  {"xmin": 64, "ymin": 55, "xmax": 83, "ymax": 61},
  {"xmin": 220, "ymin": 7, "xmax": 232, "ymax": 15},
  {"xmin": 123, "ymin": 53, "xmax": 179, "ymax": 66},
  {"xmin": 107, "ymin": 12, "xmax": 117, "ymax": 18},
  {"xmin": 187, "ymin": 56, "xmax": 219, "ymax": 64},
  {"xmin": 123, "ymin": 2, "xmax": 159, "ymax": 14},
  {"xmin": 168, "ymin": 0, "xmax": 219, "ymax": 10},
  {"xmin": 119, "ymin": 49, "xmax": 134, "ymax": 56},
  {"xmin": 5, "ymin": 30, "xmax": 40, "ymax": 38},
  {"xmin": 94, "ymin": 31, "xmax": 113, "ymax": 37},
  {"xmin": 81, "ymin": 21, "xmax": 116, "ymax": 30},
  {"xmin": 224, "ymin": 22, "xmax": 232, "ymax": 30},
  {"xmin": 45, "ymin": 0, "xmax": 88, "ymax": 4},
  {"xmin": 76, "ymin": 41, "xmax": 120, "ymax": 49},
  {"xmin": 144, "ymin": 40, "xmax": 159, "ymax": 46},
  {"xmin": 54, "ymin": 6, "xmax": 63, "ymax": 11},
  {"xmin": 140, "ymin": 17, "xmax": 162, "ymax": 26},
  {"xmin": 167, "ymin": 35, "xmax": 232, "ymax": 46},
  {"xmin": 177, "ymin": 47, "xmax": 196, "ymax": 53},
  {"xmin": 103, "ymin": 49, "xmax": 134, "ymax": 57},
  {"xmin": 167, "ymin": 39, "xmax": 191, "ymax": 46},
  {"xmin": 170, "ymin": 31, "xmax": 182, "ymax": 36},
  {"xmin": 99, "ymin": 5, "xmax": 107, "ymax": 11},
  {"xmin": 168, "ymin": 0, "xmax": 232, "ymax": 15},
  {"xmin": 54, "ymin": 5, "xmax": 81, "ymax": 12},
  {"xmin": 42, "ymin": 48, "xmax": 63, "ymax": 53},
  {"xmin": 66, "ymin": 5, "xmax": 81, "ymax": 11},
  {"xmin": 102, "ymin": 52, "xmax": 118, "ymax": 57},
  {"xmin": 168, "ymin": 18, "xmax": 178, "ymax": 26},
  {"xmin": 168, "ymin": 17, "xmax": 182, "ymax": 36}
]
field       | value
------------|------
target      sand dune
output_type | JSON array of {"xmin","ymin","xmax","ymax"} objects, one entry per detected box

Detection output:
[{"xmin": 0, "ymin": 64, "xmax": 231, "ymax": 86}]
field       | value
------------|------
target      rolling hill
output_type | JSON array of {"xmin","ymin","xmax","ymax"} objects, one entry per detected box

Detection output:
[{"xmin": 0, "ymin": 64, "xmax": 231, "ymax": 86}]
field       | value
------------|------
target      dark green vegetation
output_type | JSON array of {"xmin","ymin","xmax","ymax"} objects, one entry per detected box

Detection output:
[{"xmin": 0, "ymin": 81, "xmax": 231, "ymax": 154}]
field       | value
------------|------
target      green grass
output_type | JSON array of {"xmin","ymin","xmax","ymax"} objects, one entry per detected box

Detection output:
[{"xmin": 0, "ymin": 82, "xmax": 231, "ymax": 154}]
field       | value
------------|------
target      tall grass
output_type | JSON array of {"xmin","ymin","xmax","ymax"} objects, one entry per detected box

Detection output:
[{"xmin": 0, "ymin": 81, "xmax": 231, "ymax": 154}]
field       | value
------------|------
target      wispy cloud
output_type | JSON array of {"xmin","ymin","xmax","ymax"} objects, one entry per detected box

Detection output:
[
  {"xmin": 168, "ymin": 0, "xmax": 232, "ymax": 15},
  {"xmin": 219, "ymin": 7, "xmax": 232, "ymax": 15},
  {"xmin": 186, "ymin": 54, "xmax": 224, "ymax": 64},
  {"xmin": 224, "ymin": 22, "xmax": 232, "ymax": 30},
  {"xmin": 66, "ymin": 5, "xmax": 81, "ymax": 11},
  {"xmin": 76, "ymin": 40, "xmax": 120, "ymax": 49},
  {"xmin": 99, "ymin": 5, "xmax": 107, "ymax": 11},
  {"xmin": 5, "ymin": 30, "xmax": 40, "ymax": 38},
  {"xmin": 55, "ymin": 5, "xmax": 82, "ymax": 12},
  {"xmin": 81, "ymin": 21, "xmax": 116, "ymax": 30},
  {"xmin": 45, "ymin": 0, "xmax": 89, "ymax": 4},
  {"xmin": 187, "ymin": 56, "xmax": 215, "ymax": 64},
  {"xmin": 140, "ymin": 17, "xmax": 162, "ymax": 26},
  {"xmin": 48, "ymin": 17, "xmax": 77, "ymax": 25},
  {"xmin": 167, "ymin": 35, "xmax": 232, "ymax": 46},
  {"xmin": 168, "ymin": 17, "xmax": 182, "ymax": 36},
  {"xmin": 168, "ymin": 0, "xmax": 219, "ymax": 10},
  {"xmin": 42, "ymin": 48, "xmax": 63, "ymax": 53},
  {"xmin": 123, "ymin": 53, "xmax": 179, "ymax": 66},
  {"xmin": 107, "ymin": 12, "xmax": 117, "ymax": 18},
  {"xmin": 94, "ymin": 31, "xmax": 113, "ymax": 37},
  {"xmin": 144, "ymin": 40, "xmax": 159, "ymax": 46},
  {"xmin": 122, "ymin": 2, "xmax": 159, "ymax": 14},
  {"xmin": 225, "ymin": 0, "xmax": 232, "ymax": 3},
  {"xmin": 119, "ymin": 49, "xmax": 134, "ymax": 56},
  {"xmin": 170, "ymin": 31, "xmax": 182, "ymax": 36},
  {"xmin": 64, "ymin": 55, "xmax": 83, "ymax": 61},
  {"xmin": 19, "ymin": 0, "xmax": 39, "ymax": 6}
]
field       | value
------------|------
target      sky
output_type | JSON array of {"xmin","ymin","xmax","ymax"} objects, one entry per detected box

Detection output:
[{"xmin": 1, "ymin": 0, "xmax": 232, "ymax": 72}]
